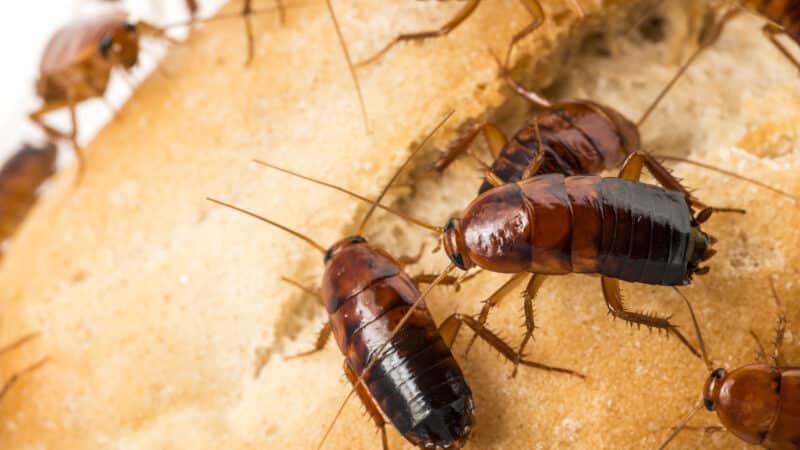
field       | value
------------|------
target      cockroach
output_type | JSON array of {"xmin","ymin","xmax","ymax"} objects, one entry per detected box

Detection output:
[
  {"xmin": 439, "ymin": 150, "xmax": 748, "ymax": 372},
  {"xmin": 208, "ymin": 112, "xmax": 582, "ymax": 449},
  {"xmin": 0, "ymin": 333, "xmax": 48, "ymax": 403},
  {"xmin": 355, "ymin": 0, "xmax": 585, "ymax": 68},
  {"xmin": 660, "ymin": 279, "xmax": 800, "ymax": 449},
  {"xmin": 0, "ymin": 142, "xmax": 57, "ymax": 255}
]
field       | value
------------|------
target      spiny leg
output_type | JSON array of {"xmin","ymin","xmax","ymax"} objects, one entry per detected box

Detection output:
[
  {"xmin": 66, "ymin": 93, "xmax": 85, "ymax": 185},
  {"xmin": 769, "ymin": 277, "xmax": 787, "ymax": 366},
  {"xmin": 601, "ymin": 276, "xmax": 701, "ymax": 359},
  {"xmin": 343, "ymin": 363, "xmax": 389, "ymax": 450},
  {"xmin": 463, "ymin": 273, "xmax": 528, "ymax": 357},
  {"xmin": 763, "ymin": 23, "xmax": 800, "ymax": 73},
  {"xmin": 356, "ymin": 0, "xmax": 482, "ymax": 67},
  {"xmin": 513, "ymin": 274, "xmax": 547, "ymax": 377},
  {"xmin": 503, "ymin": 0, "xmax": 545, "ymax": 68},
  {"xmin": 0, "ymin": 357, "xmax": 49, "ymax": 402},
  {"xmin": 433, "ymin": 122, "xmax": 507, "ymax": 173},
  {"xmin": 439, "ymin": 313, "xmax": 584, "ymax": 378}
]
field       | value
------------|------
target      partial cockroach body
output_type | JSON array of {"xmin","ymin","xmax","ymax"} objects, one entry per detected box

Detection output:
[
  {"xmin": 661, "ymin": 281, "xmax": 800, "ymax": 449},
  {"xmin": 442, "ymin": 173, "xmax": 711, "ymax": 285},
  {"xmin": 208, "ymin": 114, "xmax": 582, "ymax": 449},
  {"xmin": 323, "ymin": 237, "xmax": 474, "ymax": 449},
  {"xmin": 0, "ymin": 142, "xmax": 57, "ymax": 251}
]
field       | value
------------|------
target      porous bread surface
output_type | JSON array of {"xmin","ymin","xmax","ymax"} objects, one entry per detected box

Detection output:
[{"xmin": 1, "ymin": 1, "xmax": 799, "ymax": 449}]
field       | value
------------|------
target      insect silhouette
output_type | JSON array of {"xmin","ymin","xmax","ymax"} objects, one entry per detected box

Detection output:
[
  {"xmin": 356, "ymin": 0, "xmax": 585, "ymax": 68},
  {"xmin": 0, "ymin": 333, "xmax": 49, "ymax": 403},
  {"xmin": 660, "ymin": 279, "xmax": 800, "ymax": 449},
  {"xmin": 208, "ymin": 112, "xmax": 582, "ymax": 449},
  {"xmin": 0, "ymin": 142, "xmax": 57, "ymax": 255}
]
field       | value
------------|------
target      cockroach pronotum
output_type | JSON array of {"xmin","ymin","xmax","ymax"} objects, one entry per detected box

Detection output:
[
  {"xmin": 208, "ymin": 112, "xmax": 583, "ymax": 449},
  {"xmin": 355, "ymin": 0, "xmax": 585, "ymax": 68},
  {"xmin": 0, "ymin": 333, "xmax": 48, "ymax": 403},
  {"xmin": 660, "ymin": 279, "xmax": 800, "ymax": 449},
  {"xmin": 0, "ymin": 142, "xmax": 57, "ymax": 256}
]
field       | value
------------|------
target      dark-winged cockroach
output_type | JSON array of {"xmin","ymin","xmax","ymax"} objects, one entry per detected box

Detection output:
[
  {"xmin": 440, "ymin": 148, "xmax": 746, "ymax": 371},
  {"xmin": 0, "ymin": 142, "xmax": 57, "ymax": 254},
  {"xmin": 208, "ymin": 112, "xmax": 582, "ymax": 450},
  {"xmin": 660, "ymin": 279, "xmax": 800, "ymax": 449},
  {"xmin": 355, "ymin": 0, "xmax": 585, "ymax": 68},
  {"xmin": 0, "ymin": 333, "xmax": 49, "ymax": 403}
]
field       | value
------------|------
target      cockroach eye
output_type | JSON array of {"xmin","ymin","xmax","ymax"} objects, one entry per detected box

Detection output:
[
  {"xmin": 444, "ymin": 218, "xmax": 456, "ymax": 232},
  {"xmin": 711, "ymin": 368, "xmax": 725, "ymax": 379},
  {"xmin": 124, "ymin": 22, "xmax": 137, "ymax": 32},
  {"xmin": 99, "ymin": 35, "xmax": 113, "ymax": 57},
  {"xmin": 323, "ymin": 248, "xmax": 334, "ymax": 263},
  {"xmin": 703, "ymin": 398, "xmax": 714, "ymax": 411},
  {"xmin": 349, "ymin": 236, "xmax": 367, "ymax": 244},
  {"xmin": 450, "ymin": 253, "xmax": 466, "ymax": 270}
]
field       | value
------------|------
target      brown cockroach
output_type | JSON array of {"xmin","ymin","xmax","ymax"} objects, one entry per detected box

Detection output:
[
  {"xmin": 0, "ymin": 333, "xmax": 48, "ymax": 403},
  {"xmin": 0, "ymin": 142, "xmax": 57, "ymax": 255},
  {"xmin": 208, "ymin": 112, "xmax": 583, "ymax": 449},
  {"xmin": 660, "ymin": 279, "xmax": 800, "ymax": 449},
  {"xmin": 355, "ymin": 0, "xmax": 585, "ymax": 68}
]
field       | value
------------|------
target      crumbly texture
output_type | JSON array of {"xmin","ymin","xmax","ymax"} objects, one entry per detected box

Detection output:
[{"xmin": 1, "ymin": 1, "xmax": 798, "ymax": 449}]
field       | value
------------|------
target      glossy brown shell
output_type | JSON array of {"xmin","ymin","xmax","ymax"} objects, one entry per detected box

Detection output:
[
  {"xmin": 712, "ymin": 365, "xmax": 800, "ymax": 449},
  {"xmin": 478, "ymin": 100, "xmax": 639, "ymax": 193},
  {"xmin": 457, "ymin": 174, "xmax": 695, "ymax": 284},
  {"xmin": 321, "ymin": 240, "xmax": 474, "ymax": 449},
  {"xmin": 0, "ymin": 143, "xmax": 57, "ymax": 246}
]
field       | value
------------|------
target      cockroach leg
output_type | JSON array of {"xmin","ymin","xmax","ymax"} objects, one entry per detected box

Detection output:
[
  {"xmin": 285, "ymin": 323, "xmax": 332, "ymax": 360},
  {"xmin": 412, "ymin": 274, "xmax": 463, "ymax": 289},
  {"xmin": 275, "ymin": 0, "xmax": 286, "ymax": 25},
  {"xmin": 519, "ymin": 119, "xmax": 546, "ymax": 179},
  {"xmin": 463, "ymin": 273, "xmax": 528, "ymax": 358},
  {"xmin": 439, "ymin": 313, "xmax": 584, "ymax": 378},
  {"xmin": 769, "ymin": 278, "xmax": 787, "ymax": 366},
  {"xmin": 504, "ymin": 0, "xmax": 545, "ymax": 67},
  {"xmin": 763, "ymin": 23, "xmax": 800, "ymax": 72},
  {"xmin": 433, "ymin": 122, "xmax": 507, "ymax": 173},
  {"xmin": 601, "ymin": 277, "xmax": 701, "ymax": 358},
  {"xmin": 343, "ymin": 363, "xmax": 389, "ymax": 450},
  {"xmin": 490, "ymin": 50, "xmax": 552, "ymax": 108},
  {"xmin": 67, "ymin": 95, "xmax": 86, "ymax": 184},
  {"xmin": 355, "ymin": 0, "xmax": 482, "ymax": 67},
  {"xmin": 242, "ymin": 0, "xmax": 255, "ymax": 65},
  {"xmin": 513, "ymin": 274, "xmax": 547, "ymax": 377}
]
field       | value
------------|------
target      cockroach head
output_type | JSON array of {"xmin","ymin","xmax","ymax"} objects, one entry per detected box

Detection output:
[
  {"xmin": 442, "ymin": 218, "xmax": 473, "ymax": 271},
  {"xmin": 323, "ymin": 236, "xmax": 367, "ymax": 263},
  {"xmin": 702, "ymin": 367, "xmax": 726, "ymax": 411},
  {"xmin": 98, "ymin": 22, "xmax": 140, "ymax": 68}
]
